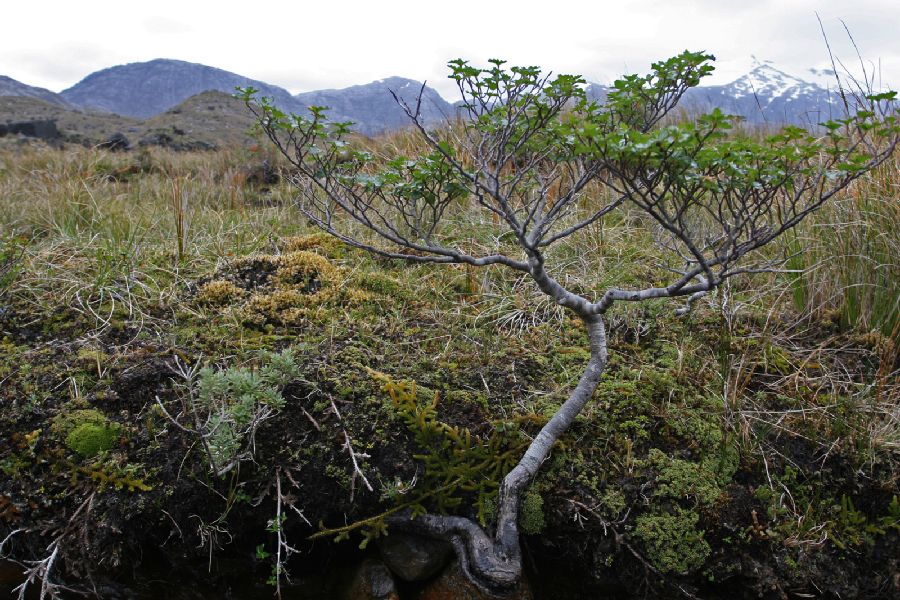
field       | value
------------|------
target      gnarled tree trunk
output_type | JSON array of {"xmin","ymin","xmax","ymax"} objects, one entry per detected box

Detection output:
[{"xmin": 389, "ymin": 314, "xmax": 608, "ymax": 594}]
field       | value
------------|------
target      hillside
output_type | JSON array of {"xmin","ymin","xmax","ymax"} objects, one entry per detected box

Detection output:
[
  {"xmin": 141, "ymin": 90, "xmax": 260, "ymax": 149},
  {"xmin": 0, "ymin": 92, "xmax": 260, "ymax": 150},
  {"xmin": 0, "ymin": 96, "xmax": 140, "ymax": 145}
]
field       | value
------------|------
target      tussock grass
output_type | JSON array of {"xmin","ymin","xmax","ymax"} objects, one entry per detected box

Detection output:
[
  {"xmin": 784, "ymin": 157, "xmax": 899, "ymax": 339},
  {"xmin": 0, "ymin": 145, "xmax": 306, "ymax": 336}
]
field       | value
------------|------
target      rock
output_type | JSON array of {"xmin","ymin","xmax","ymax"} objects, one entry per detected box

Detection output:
[
  {"xmin": 138, "ymin": 128, "xmax": 215, "ymax": 151},
  {"xmin": 377, "ymin": 533, "xmax": 453, "ymax": 582},
  {"xmin": 243, "ymin": 159, "xmax": 280, "ymax": 188},
  {"xmin": 0, "ymin": 120, "xmax": 60, "ymax": 141},
  {"xmin": 342, "ymin": 558, "xmax": 399, "ymax": 600},
  {"xmin": 415, "ymin": 561, "xmax": 533, "ymax": 600},
  {"xmin": 138, "ymin": 130, "xmax": 173, "ymax": 147},
  {"xmin": 99, "ymin": 132, "xmax": 130, "ymax": 151}
]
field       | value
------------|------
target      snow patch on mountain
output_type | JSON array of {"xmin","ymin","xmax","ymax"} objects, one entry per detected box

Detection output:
[{"xmin": 722, "ymin": 59, "xmax": 828, "ymax": 107}]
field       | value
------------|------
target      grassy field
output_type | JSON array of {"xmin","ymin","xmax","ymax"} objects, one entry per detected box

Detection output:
[{"xmin": 0, "ymin": 138, "xmax": 897, "ymax": 598}]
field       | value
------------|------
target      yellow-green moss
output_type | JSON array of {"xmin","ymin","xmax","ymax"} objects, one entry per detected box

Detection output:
[
  {"xmin": 196, "ymin": 279, "xmax": 245, "ymax": 306},
  {"xmin": 273, "ymin": 250, "xmax": 339, "ymax": 290},
  {"xmin": 243, "ymin": 289, "xmax": 317, "ymax": 326},
  {"xmin": 204, "ymin": 251, "xmax": 345, "ymax": 326},
  {"xmin": 199, "ymin": 249, "xmax": 399, "ymax": 326},
  {"xmin": 283, "ymin": 232, "xmax": 346, "ymax": 257}
]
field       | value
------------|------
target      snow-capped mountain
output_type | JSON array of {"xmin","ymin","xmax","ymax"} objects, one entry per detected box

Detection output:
[
  {"xmin": 683, "ymin": 61, "xmax": 845, "ymax": 125},
  {"xmin": 585, "ymin": 60, "xmax": 853, "ymax": 126},
  {"xmin": 726, "ymin": 61, "xmax": 823, "ymax": 99}
]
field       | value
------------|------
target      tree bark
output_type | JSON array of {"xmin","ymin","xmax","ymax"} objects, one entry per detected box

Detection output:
[{"xmin": 389, "ymin": 314, "xmax": 608, "ymax": 594}]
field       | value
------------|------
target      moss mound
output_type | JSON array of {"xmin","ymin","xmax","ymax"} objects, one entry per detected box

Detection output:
[
  {"xmin": 52, "ymin": 408, "xmax": 121, "ymax": 458},
  {"xmin": 65, "ymin": 422, "xmax": 119, "ymax": 457}
]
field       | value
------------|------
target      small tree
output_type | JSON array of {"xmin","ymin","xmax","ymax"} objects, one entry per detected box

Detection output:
[{"xmin": 242, "ymin": 52, "xmax": 898, "ymax": 592}]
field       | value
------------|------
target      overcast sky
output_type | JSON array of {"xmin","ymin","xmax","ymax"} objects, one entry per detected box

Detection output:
[{"xmin": 3, "ymin": 1, "xmax": 898, "ymax": 99}]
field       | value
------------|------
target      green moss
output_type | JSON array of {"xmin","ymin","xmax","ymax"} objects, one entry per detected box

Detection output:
[
  {"xmin": 52, "ymin": 408, "xmax": 108, "ymax": 436},
  {"xmin": 348, "ymin": 271, "xmax": 407, "ymax": 299},
  {"xmin": 599, "ymin": 487, "xmax": 627, "ymax": 518},
  {"xmin": 65, "ymin": 422, "xmax": 120, "ymax": 457},
  {"xmin": 75, "ymin": 346, "xmax": 109, "ymax": 369},
  {"xmin": 634, "ymin": 508, "xmax": 711, "ymax": 574},
  {"xmin": 520, "ymin": 490, "xmax": 546, "ymax": 535},
  {"xmin": 646, "ymin": 448, "xmax": 724, "ymax": 507},
  {"xmin": 761, "ymin": 343, "xmax": 793, "ymax": 375},
  {"xmin": 52, "ymin": 409, "xmax": 122, "ymax": 458}
]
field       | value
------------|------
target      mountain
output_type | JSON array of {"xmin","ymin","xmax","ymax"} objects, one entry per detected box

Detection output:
[
  {"xmin": 587, "ymin": 62, "xmax": 847, "ymax": 126},
  {"xmin": 60, "ymin": 59, "xmax": 299, "ymax": 119},
  {"xmin": 294, "ymin": 77, "xmax": 455, "ymax": 136},
  {"xmin": 2, "ymin": 59, "xmax": 864, "ymax": 149},
  {"xmin": 0, "ymin": 75, "xmax": 70, "ymax": 107},
  {"xmin": 681, "ymin": 62, "xmax": 844, "ymax": 125}
]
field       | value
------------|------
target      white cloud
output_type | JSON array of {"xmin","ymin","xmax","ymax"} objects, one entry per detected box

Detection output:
[{"xmin": 1, "ymin": 0, "xmax": 896, "ymax": 98}]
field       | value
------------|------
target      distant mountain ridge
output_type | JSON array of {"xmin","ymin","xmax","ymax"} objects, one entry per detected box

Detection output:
[
  {"xmin": 294, "ymin": 76, "xmax": 454, "ymax": 136},
  {"xmin": 1, "ymin": 58, "xmax": 863, "ymax": 142},
  {"xmin": 59, "ymin": 59, "xmax": 298, "ymax": 119},
  {"xmin": 0, "ymin": 76, "xmax": 70, "ymax": 107}
]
